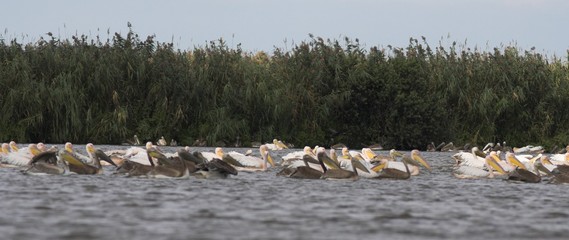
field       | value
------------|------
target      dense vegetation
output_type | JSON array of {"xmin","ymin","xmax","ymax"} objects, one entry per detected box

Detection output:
[{"xmin": 1, "ymin": 29, "xmax": 568, "ymax": 150}]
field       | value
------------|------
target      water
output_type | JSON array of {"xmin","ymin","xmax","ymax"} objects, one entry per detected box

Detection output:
[{"xmin": 1, "ymin": 145, "xmax": 569, "ymax": 240}]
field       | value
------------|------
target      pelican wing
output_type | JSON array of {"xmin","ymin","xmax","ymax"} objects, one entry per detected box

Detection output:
[
  {"xmin": 226, "ymin": 151, "xmax": 263, "ymax": 168},
  {"xmin": 125, "ymin": 152, "xmax": 155, "ymax": 165},
  {"xmin": 3, "ymin": 151, "xmax": 34, "ymax": 166},
  {"xmin": 453, "ymin": 166, "xmax": 490, "ymax": 178}
]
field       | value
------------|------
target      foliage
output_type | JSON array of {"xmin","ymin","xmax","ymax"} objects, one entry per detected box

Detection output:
[{"xmin": 1, "ymin": 28, "xmax": 568, "ymax": 149}]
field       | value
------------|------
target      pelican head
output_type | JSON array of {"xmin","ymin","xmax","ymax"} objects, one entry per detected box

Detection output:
[
  {"xmin": 87, "ymin": 143, "xmax": 117, "ymax": 167},
  {"xmin": 145, "ymin": 141, "xmax": 153, "ymax": 150},
  {"xmin": 472, "ymin": 147, "xmax": 485, "ymax": 158},
  {"xmin": 37, "ymin": 142, "xmax": 46, "ymax": 152},
  {"xmin": 352, "ymin": 154, "xmax": 370, "ymax": 173},
  {"xmin": 540, "ymin": 155, "xmax": 553, "ymax": 166},
  {"xmin": 28, "ymin": 144, "xmax": 41, "ymax": 156},
  {"xmin": 389, "ymin": 149, "xmax": 404, "ymax": 160},
  {"xmin": 329, "ymin": 148, "xmax": 338, "ymax": 162},
  {"xmin": 260, "ymin": 145, "xmax": 275, "ymax": 167},
  {"xmin": 215, "ymin": 147, "xmax": 224, "ymax": 158},
  {"xmin": 362, "ymin": 148, "xmax": 376, "ymax": 161},
  {"xmin": 9, "ymin": 141, "xmax": 18, "ymax": 152},
  {"xmin": 485, "ymin": 154, "xmax": 506, "ymax": 174},
  {"xmin": 64, "ymin": 142, "xmax": 73, "ymax": 153},
  {"xmin": 340, "ymin": 147, "xmax": 350, "ymax": 159},
  {"xmin": 411, "ymin": 149, "xmax": 431, "ymax": 171},
  {"xmin": 505, "ymin": 152, "xmax": 526, "ymax": 170},
  {"xmin": 1, "ymin": 143, "xmax": 9, "ymax": 155},
  {"xmin": 86, "ymin": 143, "xmax": 96, "ymax": 154}
]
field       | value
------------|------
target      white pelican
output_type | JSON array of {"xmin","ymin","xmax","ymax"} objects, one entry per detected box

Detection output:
[
  {"xmin": 8, "ymin": 141, "xmax": 19, "ymax": 153},
  {"xmin": 157, "ymin": 136, "xmax": 168, "ymax": 146},
  {"xmin": 0, "ymin": 143, "xmax": 9, "ymax": 159},
  {"xmin": 2, "ymin": 144, "xmax": 41, "ymax": 167},
  {"xmin": 60, "ymin": 143, "xmax": 117, "ymax": 174},
  {"xmin": 550, "ymin": 152, "xmax": 569, "ymax": 165},
  {"xmin": 22, "ymin": 149, "xmax": 70, "ymax": 175},
  {"xmin": 120, "ymin": 142, "xmax": 160, "ymax": 166},
  {"xmin": 369, "ymin": 157, "xmax": 411, "ymax": 180},
  {"xmin": 513, "ymin": 145, "xmax": 544, "ymax": 154},
  {"xmin": 507, "ymin": 155, "xmax": 551, "ymax": 183},
  {"xmin": 453, "ymin": 155, "xmax": 507, "ymax": 179},
  {"xmin": 265, "ymin": 139, "xmax": 288, "ymax": 151},
  {"xmin": 281, "ymin": 146, "xmax": 315, "ymax": 166},
  {"xmin": 372, "ymin": 150, "xmax": 430, "ymax": 176},
  {"xmin": 452, "ymin": 147, "xmax": 486, "ymax": 168},
  {"xmin": 369, "ymin": 149, "xmax": 404, "ymax": 163},
  {"xmin": 317, "ymin": 148, "xmax": 369, "ymax": 180},
  {"xmin": 221, "ymin": 145, "xmax": 275, "ymax": 172}
]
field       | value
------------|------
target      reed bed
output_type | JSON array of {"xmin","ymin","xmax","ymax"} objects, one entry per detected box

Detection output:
[{"xmin": 1, "ymin": 29, "xmax": 568, "ymax": 150}]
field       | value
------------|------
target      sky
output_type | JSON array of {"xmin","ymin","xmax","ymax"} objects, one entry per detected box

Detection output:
[{"xmin": 2, "ymin": 0, "xmax": 568, "ymax": 57}]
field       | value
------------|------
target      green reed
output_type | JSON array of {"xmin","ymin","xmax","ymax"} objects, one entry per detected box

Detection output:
[{"xmin": 1, "ymin": 29, "xmax": 568, "ymax": 150}]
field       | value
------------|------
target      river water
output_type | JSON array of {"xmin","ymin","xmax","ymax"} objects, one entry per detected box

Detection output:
[{"xmin": 1, "ymin": 145, "xmax": 568, "ymax": 240}]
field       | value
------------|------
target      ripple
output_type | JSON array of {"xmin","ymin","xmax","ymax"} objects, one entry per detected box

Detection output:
[{"xmin": 3, "ymin": 147, "xmax": 569, "ymax": 239}]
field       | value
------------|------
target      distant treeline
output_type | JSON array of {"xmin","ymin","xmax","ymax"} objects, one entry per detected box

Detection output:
[{"xmin": 1, "ymin": 29, "xmax": 568, "ymax": 150}]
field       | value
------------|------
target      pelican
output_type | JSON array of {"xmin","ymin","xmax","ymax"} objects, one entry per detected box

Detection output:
[
  {"xmin": 504, "ymin": 152, "xmax": 528, "ymax": 171},
  {"xmin": 550, "ymin": 152, "xmax": 569, "ymax": 165},
  {"xmin": 440, "ymin": 142, "xmax": 456, "ymax": 152},
  {"xmin": 281, "ymin": 146, "xmax": 315, "ymax": 166},
  {"xmin": 146, "ymin": 146, "xmax": 190, "ymax": 178},
  {"xmin": 2, "ymin": 144, "xmax": 41, "ymax": 167},
  {"xmin": 370, "ymin": 157, "xmax": 411, "ymax": 180},
  {"xmin": 370, "ymin": 149, "xmax": 404, "ymax": 163},
  {"xmin": 507, "ymin": 155, "xmax": 548, "ymax": 183},
  {"xmin": 192, "ymin": 158, "xmax": 238, "ymax": 179},
  {"xmin": 265, "ymin": 139, "xmax": 288, "ymax": 151},
  {"xmin": 279, "ymin": 155, "xmax": 323, "ymax": 179},
  {"xmin": 369, "ymin": 150, "xmax": 429, "ymax": 176},
  {"xmin": 8, "ymin": 141, "xmax": 19, "ymax": 152},
  {"xmin": 115, "ymin": 151, "xmax": 155, "ymax": 177},
  {"xmin": 453, "ymin": 155, "xmax": 507, "ymax": 179},
  {"xmin": 221, "ymin": 145, "xmax": 275, "ymax": 172},
  {"xmin": 157, "ymin": 136, "xmax": 168, "ymax": 146},
  {"xmin": 0, "ymin": 143, "xmax": 10, "ymax": 163},
  {"xmin": 318, "ymin": 149, "xmax": 369, "ymax": 180},
  {"xmin": 452, "ymin": 147, "xmax": 486, "ymax": 167},
  {"xmin": 401, "ymin": 150, "xmax": 431, "ymax": 175},
  {"xmin": 61, "ymin": 143, "xmax": 117, "ymax": 174},
  {"xmin": 120, "ymin": 142, "xmax": 160, "ymax": 166},
  {"xmin": 21, "ymin": 148, "xmax": 69, "ymax": 175}
]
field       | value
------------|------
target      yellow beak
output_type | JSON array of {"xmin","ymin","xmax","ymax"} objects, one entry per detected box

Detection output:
[
  {"xmin": 412, "ymin": 153, "xmax": 431, "ymax": 171},
  {"xmin": 486, "ymin": 156, "xmax": 506, "ymax": 174},
  {"xmin": 507, "ymin": 155, "xmax": 526, "ymax": 170},
  {"xmin": 60, "ymin": 151, "xmax": 86, "ymax": 167},
  {"xmin": 267, "ymin": 154, "xmax": 275, "ymax": 167},
  {"xmin": 371, "ymin": 162, "xmax": 387, "ymax": 173}
]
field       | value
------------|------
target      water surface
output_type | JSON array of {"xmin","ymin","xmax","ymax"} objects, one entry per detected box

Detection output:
[{"xmin": 1, "ymin": 145, "xmax": 568, "ymax": 240}]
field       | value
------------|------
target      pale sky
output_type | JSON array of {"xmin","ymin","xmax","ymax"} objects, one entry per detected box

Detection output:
[{"xmin": 2, "ymin": 0, "xmax": 568, "ymax": 57}]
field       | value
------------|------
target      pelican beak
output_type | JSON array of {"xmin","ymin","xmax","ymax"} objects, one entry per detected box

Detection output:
[
  {"xmin": 304, "ymin": 155, "xmax": 320, "ymax": 165},
  {"xmin": 393, "ymin": 150, "xmax": 404, "ymax": 157},
  {"xmin": 412, "ymin": 152, "xmax": 431, "ymax": 171},
  {"xmin": 486, "ymin": 156, "xmax": 506, "ymax": 174},
  {"xmin": 30, "ymin": 145, "xmax": 41, "ymax": 156},
  {"xmin": 352, "ymin": 158, "xmax": 370, "ymax": 173},
  {"xmin": 267, "ymin": 154, "xmax": 275, "ymax": 167},
  {"xmin": 474, "ymin": 148, "xmax": 486, "ymax": 158},
  {"xmin": 319, "ymin": 153, "xmax": 340, "ymax": 170},
  {"xmin": 507, "ymin": 155, "xmax": 526, "ymax": 170},
  {"xmin": 60, "ymin": 151, "xmax": 85, "ymax": 167},
  {"xmin": 371, "ymin": 162, "xmax": 387, "ymax": 173},
  {"xmin": 542, "ymin": 156, "xmax": 553, "ymax": 165},
  {"xmin": 364, "ymin": 149, "xmax": 376, "ymax": 160}
]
